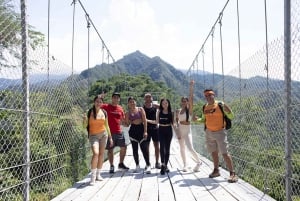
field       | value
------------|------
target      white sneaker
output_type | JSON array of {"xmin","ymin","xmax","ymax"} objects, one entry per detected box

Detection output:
[
  {"xmin": 133, "ymin": 165, "xmax": 140, "ymax": 173},
  {"xmin": 182, "ymin": 166, "xmax": 188, "ymax": 172},
  {"xmin": 145, "ymin": 165, "xmax": 151, "ymax": 174},
  {"xmin": 193, "ymin": 163, "xmax": 201, "ymax": 172},
  {"xmin": 90, "ymin": 174, "xmax": 96, "ymax": 185},
  {"xmin": 96, "ymin": 174, "xmax": 103, "ymax": 181}
]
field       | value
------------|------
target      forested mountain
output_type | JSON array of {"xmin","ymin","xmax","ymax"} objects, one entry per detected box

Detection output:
[
  {"xmin": 80, "ymin": 50, "xmax": 300, "ymax": 101},
  {"xmin": 80, "ymin": 51, "xmax": 190, "ymax": 97}
]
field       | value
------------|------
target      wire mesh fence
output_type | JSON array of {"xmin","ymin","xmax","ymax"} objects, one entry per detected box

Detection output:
[{"xmin": 0, "ymin": 0, "xmax": 300, "ymax": 201}]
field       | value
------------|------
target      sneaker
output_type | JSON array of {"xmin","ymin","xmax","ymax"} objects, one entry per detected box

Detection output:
[
  {"xmin": 133, "ymin": 164, "xmax": 140, "ymax": 173},
  {"xmin": 209, "ymin": 168, "xmax": 220, "ymax": 178},
  {"xmin": 96, "ymin": 174, "xmax": 103, "ymax": 181},
  {"xmin": 109, "ymin": 165, "xmax": 114, "ymax": 174},
  {"xmin": 228, "ymin": 171, "xmax": 238, "ymax": 183},
  {"xmin": 118, "ymin": 163, "xmax": 129, "ymax": 170},
  {"xmin": 160, "ymin": 165, "xmax": 165, "ymax": 175},
  {"xmin": 90, "ymin": 174, "xmax": 96, "ymax": 185},
  {"xmin": 165, "ymin": 166, "xmax": 170, "ymax": 173},
  {"xmin": 193, "ymin": 163, "xmax": 201, "ymax": 172},
  {"xmin": 182, "ymin": 166, "xmax": 188, "ymax": 172},
  {"xmin": 145, "ymin": 165, "xmax": 151, "ymax": 174},
  {"xmin": 155, "ymin": 162, "xmax": 161, "ymax": 169}
]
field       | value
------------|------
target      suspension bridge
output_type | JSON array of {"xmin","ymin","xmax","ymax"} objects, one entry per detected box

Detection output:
[{"xmin": 0, "ymin": 0, "xmax": 299, "ymax": 201}]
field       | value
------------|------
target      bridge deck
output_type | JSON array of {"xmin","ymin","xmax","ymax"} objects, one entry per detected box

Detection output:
[{"xmin": 52, "ymin": 138, "xmax": 275, "ymax": 201}]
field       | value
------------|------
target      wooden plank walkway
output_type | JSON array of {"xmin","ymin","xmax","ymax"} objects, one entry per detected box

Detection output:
[{"xmin": 52, "ymin": 136, "xmax": 275, "ymax": 201}]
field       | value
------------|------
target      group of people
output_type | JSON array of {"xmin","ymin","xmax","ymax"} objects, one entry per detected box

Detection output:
[{"xmin": 84, "ymin": 81, "xmax": 238, "ymax": 185}]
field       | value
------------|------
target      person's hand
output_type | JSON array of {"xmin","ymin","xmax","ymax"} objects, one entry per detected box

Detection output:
[
  {"xmin": 143, "ymin": 132, "xmax": 148, "ymax": 139},
  {"xmin": 192, "ymin": 114, "xmax": 198, "ymax": 121},
  {"xmin": 99, "ymin": 91, "xmax": 106, "ymax": 98}
]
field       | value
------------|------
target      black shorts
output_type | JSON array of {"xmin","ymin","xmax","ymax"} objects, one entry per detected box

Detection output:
[
  {"xmin": 106, "ymin": 132, "xmax": 127, "ymax": 149},
  {"xmin": 147, "ymin": 126, "xmax": 159, "ymax": 142}
]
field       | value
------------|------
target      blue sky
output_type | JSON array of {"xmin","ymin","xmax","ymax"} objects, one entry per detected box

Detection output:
[{"xmin": 26, "ymin": 0, "xmax": 283, "ymax": 74}]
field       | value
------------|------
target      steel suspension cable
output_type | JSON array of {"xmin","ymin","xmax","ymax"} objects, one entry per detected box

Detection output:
[
  {"xmin": 71, "ymin": 0, "xmax": 76, "ymax": 75},
  {"xmin": 211, "ymin": 28, "xmax": 215, "ymax": 88},
  {"xmin": 264, "ymin": 0, "xmax": 270, "ymax": 93},
  {"xmin": 218, "ymin": 12, "xmax": 225, "ymax": 100},
  {"xmin": 47, "ymin": 0, "xmax": 50, "ymax": 80},
  {"xmin": 188, "ymin": 0, "xmax": 229, "ymax": 74},
  {"xmin": 85, "ymin": 13, "xmax": 91, "ymax": 100},
  {"xmin": 202, "ymin": 49, "xmax": 205, "ymax": 88},
  {"xmin": 46, "ymin": 1, "xmax": 54, "ymax": 197},
  {"xmin": 77, "ymin": 0, "xmax": 116, "ymax": 63},
  {"xmin": 86, "ymin": 14, "xmax": 90, "ymax": 72},
  {"xmin": 236, "ymin": 0, "xmax": 242, "ymax": 103}
]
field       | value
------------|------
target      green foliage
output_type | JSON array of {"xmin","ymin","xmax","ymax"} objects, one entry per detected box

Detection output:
[
  {"xmin": 0, "ymin": 0, "xmax": 45, "ymax": 68},
  {"xmin": 88, "ymin": 74, "xmax": 181, "ymax": 109}
]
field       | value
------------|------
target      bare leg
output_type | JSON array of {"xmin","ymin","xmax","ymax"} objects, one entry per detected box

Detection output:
[
  {"xmin": 91, "ymin": 144, "xmax": 99, "ymax": 169},
  {"xmin": 119, "ymin": 146, "xmax": 127, "ymax": 163},
  {"xmin": 223, "ymin": 153, "xmax": 234, "ymax": 172},
  {"xmin": 153, "ymin": 141, "xmax": 160, "ymax": 163},
  {"xmin": 211, "ymin": 151, "xmax": 219, "ymax": 169},
  {"xmin": 107, "ymin": 149, "xmax": 114, "ymax": 165},
  {"xmin": 97, "ymin": 143, "xmax": 106, "ymax": 169}
]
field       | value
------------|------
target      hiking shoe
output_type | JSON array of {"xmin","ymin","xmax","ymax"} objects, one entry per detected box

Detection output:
[
  {"xmin": 109, "ymin": 165, "xmax": 114, "ymax": 174},
  {"xmin": 193, "ymin": 163, "xmax": 201, "ymax": 172},
  {"xmin": 133, "ymin": 165, "xmax": 140, "ymax": 173},
  {"xmin": 145, "ymin": 165, "xmax": 151, "ymax": 174},
  {"xmin": 118, "ymin": 163, "xmax": 129, "ymax": 170},
  {"xmin": 90, "ymin": 174, "xmax": 96, "ymax": 185},
  {"xmin": 209, "ymin": 168, "xmax": 220, "ymax": 178},
  {"xmin": 96, "ymin": 174, "xmax": 103, "ymax": 181},
  {"xmin": 155, "ymin": 162, "xmax": 161, "ymax": 169},
  {"xmin": 228, "ymin": 171, "xmax": 238, "ymax": 183}
]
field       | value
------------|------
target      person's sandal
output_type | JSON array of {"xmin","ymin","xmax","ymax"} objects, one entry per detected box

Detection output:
[
  {"xmin": 209, "ymin": 168, "xmax": 220, "ymax": 178},
  {"xmin": 228, "ymin": 171, "xmax": 238, "ymax": 183}
]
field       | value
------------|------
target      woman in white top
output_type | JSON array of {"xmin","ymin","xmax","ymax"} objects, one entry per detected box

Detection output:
[{"xmin": 175, "ymin": 80, "xmax": 202, "ymax": 172}]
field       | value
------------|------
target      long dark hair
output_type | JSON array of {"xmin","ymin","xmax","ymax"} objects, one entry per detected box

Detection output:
[
  {"xmin": 159, "ymin": 98, "xmax": 173, "ymax": 123},
  {"xmin": 92, "ymin": 95, "xmax": 104, "ymax": 119},
  {"xmin": 181, "ymin": 96, "xmax": 189, "ymax": 122}
]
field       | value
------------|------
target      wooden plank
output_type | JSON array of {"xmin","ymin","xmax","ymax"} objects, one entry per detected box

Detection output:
[
  {"xmin": 138, "ymin": 169, "xmax": 159, "ymax": 201},
  {"xmin": 157, "ymin": 172, "xmax": 174, "ymax": 200},
  {"xmin": 169, "ymin": 155, "xmax": 217, "ymax": 201},
  {"xmin": 103, "ymin": 157, "xmax": 142, "ymax": 201},
  {"xmin": 52, "ymin": 139, "xmax": 277, "ymax": 201},
  {"xmin": 50, "ymin": 177, "xmax": 90, "ymax": 201}
]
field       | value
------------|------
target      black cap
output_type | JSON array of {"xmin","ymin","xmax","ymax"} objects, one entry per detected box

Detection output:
[{"xmin": 112, "ymin": 92, "xmax": 121, "ymax": 97}]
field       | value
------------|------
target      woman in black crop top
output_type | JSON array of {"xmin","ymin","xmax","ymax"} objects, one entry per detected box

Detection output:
[
  {"xmin": 155, "ymin": 98, "xmax": 174, "ymax": 175},
  {"xmin": 125, "ymin": 96, "xmax": 151, "ymax": 174}
]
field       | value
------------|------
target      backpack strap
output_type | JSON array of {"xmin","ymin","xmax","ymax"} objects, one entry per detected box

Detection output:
[
  {"xmin": 202, "ymin": 104, "xmax": 207, "ymax": 130},
  {"xmin": 217, "ymin": 102, "xmax": 225, "ymax": 128},
  {"xmin": 86, "ymin": 108, "xmax": 93, "ymax": 137},
  {"xmin": 101, "ymin": 108, "xmax": 107, "ymax": 118}
]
